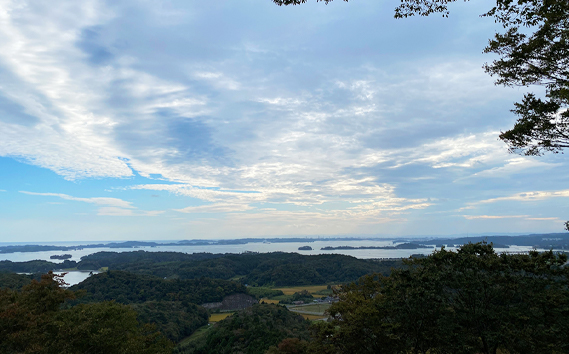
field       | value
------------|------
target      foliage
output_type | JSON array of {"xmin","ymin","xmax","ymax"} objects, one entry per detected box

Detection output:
[
  {"xmin": 71, "ymin": 270, "xmax": 247, "ymax": 304},
  {"xmin": 49, "ymin": 302, "xmax": 173, "ymax": 354},
  {"xmin": 247, "ymin": 286, "xmax": 285, "ymax": 299},
  {"xmin": 77, "ymin": 250, "xmax": 221, "ymax": 270},
  {"xmin": 131, "ymin": 301, "xmax": 209, "ymax": 343},
  {"xmin": 70, "ymin": 270, "xmax": 244, "ymax": 343},
  {"xmin": 176, "ymin": 304, "xmax": 311, "ymax": 354},
  {"xmin": 266, "ymin": 337, "xmax": 310, "ymax": 354},
  {"xmin": 279, "ymin": 290, "xmax": 314, "ymax": 304},
  {"xmin": 0, "ymin": 259, "xmax": 76, "ymax": 273},
  {"xmin": 0, "ymin": 272, "xmax": 35, "ymax": 289},
  {"xmin": 78, "ymin": 251, "xmax": 402, "ymax": 286},
  {"xmin": 311, "ymin": 243, "xmax": 569, "ymax": 354},
  {"xmin": 0, "ymin": 272, "xmax": 172, "ymax": 353}
]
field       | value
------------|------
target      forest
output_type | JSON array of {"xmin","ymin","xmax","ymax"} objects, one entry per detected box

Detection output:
[
  {"xmin": 2, "ymin": 242, "xmax": 569, "ymax": 353},
  {"xmin": 76, "ymin": 251, "xmax": 401, "ymax": 286}
]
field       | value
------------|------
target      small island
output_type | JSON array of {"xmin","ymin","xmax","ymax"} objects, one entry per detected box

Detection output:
[
  {"xmin": 298, "ymin": 246, "xmax": 312, "ymax": 251},
  {"xmin": 50, "ymin": 254, "xmax": 72, "ymax": 260}
]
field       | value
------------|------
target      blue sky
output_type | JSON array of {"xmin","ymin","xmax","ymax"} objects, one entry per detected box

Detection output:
[{"xmin": 0, "ymin": 0, "xmax": 568, "ymax": 242}]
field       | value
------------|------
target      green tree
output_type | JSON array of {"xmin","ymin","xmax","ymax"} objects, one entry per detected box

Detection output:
[
  {"xmin": 310, "ymin": 243, "xmax": 569, "ymax": 354},
  {"xmin": 266, "ymin": 337, "xmax": 310, "ymax": 353},
  {"xmin": 0, "ymin": 272, "xmax": 173, "ymax": 354},
  {"xmin": 310, "ymin": 274, "xmax": 402, "ymax": 354},
  {"xmin": 178, "ymin": 304, "xmax": 311, "ymax": 354}
]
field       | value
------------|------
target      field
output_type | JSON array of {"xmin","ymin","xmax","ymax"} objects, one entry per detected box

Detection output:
[
  {"xmin": 178, "ymin": 324, "xmax": 212, "ymax": 346},
  {"xmin": 209, "ymin": 312, "xmax": 233, "ymax": 322},
  {"xmin": 260, "ymin": 298, "xmax": 280, "ymax": 304},
  {"xmin": 288, "ymin": 303, "xmax": 331, "ymax": 313},
  {"xmin": 273, "ymin": 285, "xmax": 329, "ymax": 295},
  {"xmin": 300, "ymin": 314, "xmax": 327, "ymax": 320}
]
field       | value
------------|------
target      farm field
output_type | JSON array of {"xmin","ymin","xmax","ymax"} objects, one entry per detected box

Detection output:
[
  {"xmin": 273, "ymin": 285, "xmax": 329, "ymax": 295},
  {"xmin": 260, "ymin": 298, "xmax": 280, "ymax": 304},
  {"xmin": 209, "ymin": 312, "xmax": 233, "ymax": 322},
  {"xmin": 288, "ymin": 303, "xmax": 331, "ymax": 314},
  {"xmin": 300, "ymin": 314, "xmax": 327, "ymax": 320},
  {"xmin": 178, "ymin": 324, "xmax": 211, "ymax": 346}
]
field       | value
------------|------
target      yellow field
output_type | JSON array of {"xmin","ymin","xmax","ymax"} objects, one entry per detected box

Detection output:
[
  {"xmin": 260, "ymin": 298, "xmax": 280, "ymax": 304},
  {"xmin": 209, "ymin": 313, "xmax": 233, "ymax": 322},
  {"xmin": 289, "ymin": 303, "xmax": 331, "ymax": 314},
  {"xmin": 273, "ymin": 285, "xmax": 329, "ymax": 295},
  {"xmin": 300, "ymin": 314, "xmax": 327, "ymax": 320}
]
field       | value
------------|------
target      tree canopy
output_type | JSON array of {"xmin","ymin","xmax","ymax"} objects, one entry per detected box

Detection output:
[
  {"xmin": 0, "ymin": 272, "xmax": 173, "ymax": 353},
  {"xmin": 273, "ymin": 0, "xmax": 569, "ymax": 156},
  {"xmin": 77, "ymin": 251, "xmax": 401, "ymax": 286},
  {"xmin": 311, "ymin": 243, "xmax": 569, "ymax": 354},
  {"xmin": 176, "ymin": 304, "xmax": 311, "ymax": 354}
]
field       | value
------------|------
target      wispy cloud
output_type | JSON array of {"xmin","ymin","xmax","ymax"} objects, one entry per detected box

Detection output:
[
  {"xmin": 20, "ymin": 191, "xmax": 163, "ymax": 217},
  {"xmin": 175, "ymin": 203, "xmax": 254, "ymax": 213},
  {"xmin": 20, "ymin": 191, "xmax": 134, "ymax": 209},
  {"xmin": 462, "ymin": 215, "xmax": 561, "ymax": 222},
  {"xmin": 462, "ymin": 215, "xmax": 529, "ymax": 220},
  {"xmin": 1, "ymin": 0, "xmax": 568, "ymax": 238},
  {"xmin": 478, "ymin": 189, "xmax": 569, "ymax": 204}
]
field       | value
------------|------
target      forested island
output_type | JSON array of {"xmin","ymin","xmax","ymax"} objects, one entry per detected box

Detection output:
[
  {"xmin": 321, "ymin": 242, "xmax": 431, "ymax": 250},
  {"xmin": 50, "ymin": 254, "xmax": 72, "ymax": 260}
]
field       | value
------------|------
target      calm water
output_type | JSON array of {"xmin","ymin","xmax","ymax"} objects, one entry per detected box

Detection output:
[
  {"xmin": 1, "ymin": 240, "xmax": 541, "ymax": 264},
  {"xmin": 4, "ymin": 240, "xmax": 548, "ymax": 286}
]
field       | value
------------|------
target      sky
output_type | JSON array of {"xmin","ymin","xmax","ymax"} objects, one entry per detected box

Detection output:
[{"xmin": 0, "ymin": 0, "xmax": 568, "ymax": 242}]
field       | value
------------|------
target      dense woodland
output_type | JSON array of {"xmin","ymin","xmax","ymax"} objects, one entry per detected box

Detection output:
[
  {"xmin": 69, "ymin": 271, "xmax": 246, "ymax": 342},
  {"xmin": 176, "ymin": 304, "xmax": 311, "ymax": 354},
  {"xmin": 71, "ymin": 270, "xmax": 246, "ymax": 304},
  {"xmin": 78, "ymin": 251, "xmax": 401, "ymax": 286},
  {"xmin": 0, "ymin": 273, "xmax": 173, "ymax": 353},
  {"xmin": 312, "ymin": 243, "xmax": 569, "ymax": 354},
  {"xmin": 2, "ymin": 243, "xmax": 569, "ymax": 353}
]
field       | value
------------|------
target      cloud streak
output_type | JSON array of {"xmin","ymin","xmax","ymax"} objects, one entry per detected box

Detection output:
[
  {"xmin": 20, "ymin": 191, "xmax": 163, "ymax": 217},
  {"xmin": 1, "ymin": 0, "xmax": 568, "ymax": 239}
]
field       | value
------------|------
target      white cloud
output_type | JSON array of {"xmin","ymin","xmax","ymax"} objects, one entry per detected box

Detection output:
[
  {"xmin": 462, "ymin": 215, "xmax": 561, "ymax": 222},
  {"xmin": 97, "ymin": 207, "xmax": 164, "ymax": 217},
  {"xmin": 20, "ymin": 191, "xmax": 163, "ymax": 216},
  {"xmin": 175, "ymin": 203, "xmax": 254, "ymax": 213},
  {"xmin": 469, "ymin": 157, "xmax": 561, "ymax": 178},
  {"xmin": 193, "ymin": 71, "xmax": 240, "ymax": 90},
  {"xmin": 1, "ymin": 0, "xmax": 567, "ymax": 238},
  {"xmin": 20, "ymin": 191, "xmax": 134, "ymax": 208},
  {"xmin": 462, "ymin": 215, "xmax": 529, "ymax": 220},
  {"xmin": 478, "ymin": 189, "xmax": 569, "ymax": 204}
]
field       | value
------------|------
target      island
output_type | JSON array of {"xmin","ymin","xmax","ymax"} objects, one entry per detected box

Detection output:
[
  {"xmin": 321, "ymin": 243, "xmax": 432, "ymax": 250},
  {"xmin": 50, "ymin": 254, "xmax": 72, "ymax": 260},
  {"xmin": 298, "ymin": 246, "xmax": 312, "ymax": 251}
]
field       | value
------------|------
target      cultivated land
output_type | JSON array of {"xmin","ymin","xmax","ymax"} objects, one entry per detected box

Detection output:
[
  {"xmin": 288, "ymin": 303, "xmax": 331, "ymax": 314},
  {"xmin": 273, "ymin": 285, "xmax": 330, "ymax": 295},
  {"xmin": 209, "ymin": 312, "xmax": 233, "ymax": 322},
  {"xmin": 260, "ymin": 298, "xmax": 280, "ymax": 304},
  {"xmin": 300, "ymin": 314, "xmax": 327, "ymax": 320}
]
